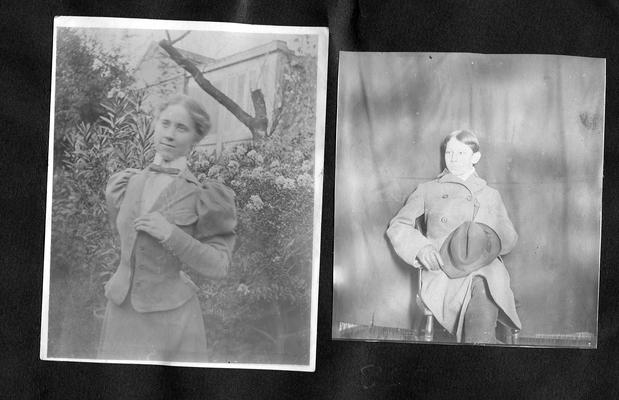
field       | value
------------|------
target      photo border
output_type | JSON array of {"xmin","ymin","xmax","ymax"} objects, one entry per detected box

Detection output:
[{"xmin": 40, "ymin": 16, "xmax": 328, "ymax": 372}]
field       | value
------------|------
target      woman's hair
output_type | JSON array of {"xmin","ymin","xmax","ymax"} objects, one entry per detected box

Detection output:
[
  {"xmin": 442, "ymin": 129, "xmax": 480, "ymax": 153},
  {"xmin": 157, "ymin": 95, "xmax": 211, "ymax": 139}
]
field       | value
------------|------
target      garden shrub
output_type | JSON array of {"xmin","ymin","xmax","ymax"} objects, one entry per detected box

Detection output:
[
  {"xmin": 49, "ymin": 93, "xmax": 154, "ymax": 357},
  {"xmin": 189, "ymin": 53, "xmax": 317, "ymax": 364}
]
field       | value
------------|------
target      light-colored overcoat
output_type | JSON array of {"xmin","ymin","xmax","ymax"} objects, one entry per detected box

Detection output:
[{"xmin": 386, "ymin": 170, "xmax": 520, "ymax": 341}]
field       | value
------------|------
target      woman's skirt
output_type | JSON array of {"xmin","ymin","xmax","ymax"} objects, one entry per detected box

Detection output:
[{"xmin": 98, "ymin": 295, "xmax": 207, "ymax": 363}]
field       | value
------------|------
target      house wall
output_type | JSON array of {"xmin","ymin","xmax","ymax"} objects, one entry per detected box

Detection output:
[
  {"xmin": 133, "ymin": 41, "xmax": 292, "ymax": 155},
  {"xmin": 187, "ymin": 49, "xmax": 289, "ymax": 153}
]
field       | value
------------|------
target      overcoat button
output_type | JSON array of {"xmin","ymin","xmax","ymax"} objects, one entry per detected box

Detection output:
[
  {"xmin": 441, "ymin": 217, "xmax": 447, "ymax": 223},
  {"xmin": 466, "ymin": 195, "xmax": 472, "ymax": 201},
  {"xmin": 442, "ymin": 194, "xmax": 448, "ymax": 199}
]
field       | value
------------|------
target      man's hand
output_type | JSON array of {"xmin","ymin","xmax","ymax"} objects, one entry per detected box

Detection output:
[
  {"xmin": 134, "ymin": 212, "xmax": 173, "ymax": 241},
  {"xmin": 416, "ymin": 244, "xmax": 444, "ymax": 271}
]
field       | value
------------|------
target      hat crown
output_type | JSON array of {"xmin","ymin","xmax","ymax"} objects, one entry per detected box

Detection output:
[
  {"xmin": 439, "ymin": 221, "xmax": 502, "ymax": 279},
  {"xmin": 449, "ymin": 222, "xmax": 491, "ymax": 263}
]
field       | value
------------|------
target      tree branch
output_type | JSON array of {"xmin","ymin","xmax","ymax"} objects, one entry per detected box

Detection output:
[
  {"xmin": 170, "ymin": 30, "xmax": 191, "ymax": 46},
  {"xmin": 158, "ymin": 38, "xmax": 268, "ymax": 138}
]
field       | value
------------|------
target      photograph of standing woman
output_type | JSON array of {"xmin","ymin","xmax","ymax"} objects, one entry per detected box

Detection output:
[
  {"xmin": 99, "ymin": 96, "xmax": 236, "ymax": 361},
  {"xmin": 42, "ymin": 18, "xmax": 327, "ymax": 371}
]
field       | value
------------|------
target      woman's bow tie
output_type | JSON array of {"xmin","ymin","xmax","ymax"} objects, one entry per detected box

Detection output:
[{"xmin": 148, "ymin": 163, "xmax": 181, "ymax": 175}]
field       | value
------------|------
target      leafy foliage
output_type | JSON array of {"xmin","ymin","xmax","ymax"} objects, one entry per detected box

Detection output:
[
  {"xmin": 54, "ymin": 28, "xmax": 134, "ymax": 162},
  {"xmin": 49, "ymin": 93, "xmax": 154, "ymax": 357}
]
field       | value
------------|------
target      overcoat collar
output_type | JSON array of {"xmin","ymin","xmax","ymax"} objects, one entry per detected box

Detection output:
[{"xmin": 437, "ymin": 168, "xmax": 487, "ymax": 194}]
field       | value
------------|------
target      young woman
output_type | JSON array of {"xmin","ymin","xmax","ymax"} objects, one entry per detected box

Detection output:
[
  {"xmin": 98, "ymin": 95, "xmax": 237, "ymax": 362},
  {"xmin": 387, "ymin": 130, "xmax": 520, "ymax": 343}
]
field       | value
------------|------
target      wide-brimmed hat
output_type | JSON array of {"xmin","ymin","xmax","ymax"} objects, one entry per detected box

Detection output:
[{"xmin": 439, "ymin": 221, "xmax": 501, "ymax": 279}]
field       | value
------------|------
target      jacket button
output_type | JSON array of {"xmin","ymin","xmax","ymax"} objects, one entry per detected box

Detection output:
[
  {"xmin": 466, "ymin": 195, "xmax": 472, "ymax": 201},
  {"xmin": 441, "ymin": 217, "xmax": 447, "ymax": 223},
  {"xmin": 442, "ymin": 194, "xmax": 448, "ymax": 199}
]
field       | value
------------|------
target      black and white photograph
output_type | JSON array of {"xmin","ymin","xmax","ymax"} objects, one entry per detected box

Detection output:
[
  {"xmin": 41, "ymin": 16, "xmax": 327, "ymax": 371},
  {"xmin": 333, "ymin": 52, "xmax": 604, "ymax": 347}
]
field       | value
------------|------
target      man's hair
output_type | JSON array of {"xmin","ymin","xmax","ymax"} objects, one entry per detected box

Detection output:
[{"xmin": 442, "ymin": 129, "xmax": 480, "ymax": 153}]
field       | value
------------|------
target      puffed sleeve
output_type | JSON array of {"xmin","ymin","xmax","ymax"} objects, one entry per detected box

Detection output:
[
  {"xmin": 476, "ymin": 190, "xmax": 518, "ymax": 255},
  {"xmin": 161, "ymin": 180, "xmax": 237, "ymax": 278},
  {"xmin": 105, "ymin": 168, "xmax": 140, "ymax": 231},
  {"xmin": 386, "ymin": 184, "xmax": 432, "ymax": 267}
]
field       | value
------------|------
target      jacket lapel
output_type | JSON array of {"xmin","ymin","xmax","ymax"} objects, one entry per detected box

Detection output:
[
  {"xmin": 146, "ymin": 169, "xmax": 200, "ymax": 215},
  {"xmin": 147, "ymin": 177, "xmax": 181, "ymax": 214},
  {"xmin": 123, "ymin": 171, "xmax": 149, "ymax": 220}
]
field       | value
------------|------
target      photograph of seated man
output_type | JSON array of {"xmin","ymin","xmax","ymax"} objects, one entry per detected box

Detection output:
[{"xmin": 387, "ymin": 129, "xmax": 519, "ymax": 344}]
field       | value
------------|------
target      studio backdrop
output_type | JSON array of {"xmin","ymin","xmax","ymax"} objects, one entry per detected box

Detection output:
[{"xmin": 333, "ymin": 52, "xmax": 604, "ymax": 347}]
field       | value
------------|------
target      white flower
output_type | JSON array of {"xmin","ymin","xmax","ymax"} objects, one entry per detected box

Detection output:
[
  {"xmin": 284, "ymin": 179, "xmax": 296, "ymax": 189},
  {"xmin": 275, "ymin": 175, "xmax": 286, "ymax": 186},
  {"xmin": 247, "ymin": 149, "xmax": 264, "ymax": 164},
  {"xmin": 237, "ymin": 283, "xmax": 250, "ymax": 295},
  {"xmin": 275, "ymin": 175, "xmax": 296, "ymax": 190},
  {"xmin": 230, "ymin": 179, "xmax": 244, "ymax": 188},
  {"xmin": 270, "ymin": 159, "xmax": 280, "ymax": 168},
  {"xmin": 249, "ymin": 166, "xmax": 264, "ymax": 179},
  {"xmin": 207, "ymin": 165, "xmax": 222, "ymax": 177},
  {"xmin": 296, "ymin": 173, "xmax": 313, "ymax": 188},
  {"xmin": 197, "ymin": 157, "xmax": 210, "ymax": 169},
  {"xmin": 301, "ymin": 160, "xmax": 313, "ymax": 172},
  {"xmin": 246, "ymin": 194, "xmax": 264, "ymax": 211},
  {"xmin": 292, "ymin": 150, "xmax": 304, "ymax": 162},
  {"xmin": 228, "ymin": 160, "xmax": 240, "ymax": 170}
]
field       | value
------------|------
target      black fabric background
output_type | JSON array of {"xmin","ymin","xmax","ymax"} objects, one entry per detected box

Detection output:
[{"xmin": 1, "ymin": 0, "xmax": 618, "ymax": 398}]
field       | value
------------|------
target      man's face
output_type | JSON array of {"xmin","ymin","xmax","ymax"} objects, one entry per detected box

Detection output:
[{"xmin": 444, "ymin": 137, "xmax": 480, "ymax": 176}]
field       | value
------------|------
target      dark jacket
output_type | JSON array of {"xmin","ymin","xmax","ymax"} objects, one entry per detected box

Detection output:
[{"xmin": 104, "ymin": 167, "xmax": 237, "ymax": 312}]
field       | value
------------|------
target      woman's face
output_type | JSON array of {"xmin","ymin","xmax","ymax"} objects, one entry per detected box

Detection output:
[
  {"xmin": 444, "ymin": 137, "xmax": 480, "ymax": 176},
  {"xmin": 154, "ymin": 104, "xmax": 200, "ymax": 161}
]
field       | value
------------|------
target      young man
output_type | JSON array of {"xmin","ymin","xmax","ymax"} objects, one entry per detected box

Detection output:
[{"xmin": 386, "ymin": 130, "xmax": 520, "ymax": 343}]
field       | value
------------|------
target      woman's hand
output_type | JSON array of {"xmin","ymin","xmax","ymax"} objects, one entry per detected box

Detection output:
[
  {"xmin": 417, "ymin": 244, "xmax": 444, "ymax": 271},
  {"xmin": 134, "ymin": 212, "xmax": 173, "ymax": 241}
]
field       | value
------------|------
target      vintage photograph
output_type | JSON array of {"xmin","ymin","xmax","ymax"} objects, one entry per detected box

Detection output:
[
  {"xmin": 333, "ymin": 52, "xmax": 604, "ymax": 347},
  {"xmin": 41, "ymin": 17, "xmax": 327, "ymax": 370}
]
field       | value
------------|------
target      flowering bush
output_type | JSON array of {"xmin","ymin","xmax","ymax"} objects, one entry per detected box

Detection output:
[{"xmin": 188, "ymin": 55, "xmax": 317, "ymax": 363}]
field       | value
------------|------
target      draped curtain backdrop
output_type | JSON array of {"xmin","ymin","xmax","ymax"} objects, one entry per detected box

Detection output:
[{"xmin": 333, "ymin": 53, "xmax": 604, "ymax": 340}]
